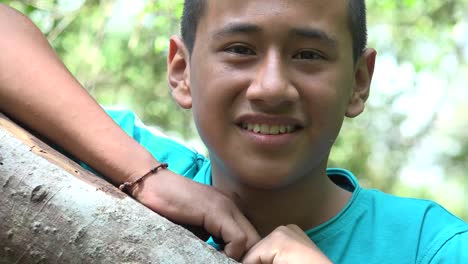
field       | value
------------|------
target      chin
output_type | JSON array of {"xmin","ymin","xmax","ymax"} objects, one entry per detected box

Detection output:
[{"xmin": 235, "ymin": 170, "xmax": 300, "ymax": 191}]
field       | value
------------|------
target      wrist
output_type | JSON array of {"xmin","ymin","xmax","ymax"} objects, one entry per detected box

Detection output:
[
  {"xmin": 98, "ymin": 144, "xmax": 161, "ymax": 186},
  {"xmin": 119, "ymin": 162, "xmax": 169, "ymax": 195}
]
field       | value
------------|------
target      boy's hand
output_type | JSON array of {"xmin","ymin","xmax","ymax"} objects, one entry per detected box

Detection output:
[
  {"xmin": 242, "ymin": 225, "xmax": 332, "ymax": 264},
  {"xmin": 128, "ymin": 169, "xmax": 261, "ymax": 261}
]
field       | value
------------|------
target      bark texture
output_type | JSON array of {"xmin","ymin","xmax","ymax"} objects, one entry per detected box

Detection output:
[{"xmin": 0, "ymin": 113, "xmax": 236, "ymax": 264}]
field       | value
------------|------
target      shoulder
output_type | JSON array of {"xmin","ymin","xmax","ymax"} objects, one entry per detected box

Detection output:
[
  {"xmin": 428, "ymin": 230, "xmax": 468, "ymax": 263},
  {"xmin": 362, "ymin": 188, "xmax": 464, "ymax": 225},
  {"xmin": 360, "ymin": 189, "xmax": 468, "ymax": 263},
  {"xmin": 319, "ymin": 169, "xmax": 467, "ymax": 263}
]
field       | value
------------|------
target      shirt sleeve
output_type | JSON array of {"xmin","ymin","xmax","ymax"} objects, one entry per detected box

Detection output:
[
  {"xmin": 429, "ymin": 230, "xmax": 468, "ymax": 263},
  {"xmin": 103, "ymin": 108, "xmax": 206, "ymax": 179}
]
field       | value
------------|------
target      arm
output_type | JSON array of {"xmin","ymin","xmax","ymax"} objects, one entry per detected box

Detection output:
[
  {"xmin": 0, "ymin": 4, "xmax": 259, "ymax": 260},
  {"xmin": 0, "ymin": 4, "xmax": 154, "ymax": 184}
]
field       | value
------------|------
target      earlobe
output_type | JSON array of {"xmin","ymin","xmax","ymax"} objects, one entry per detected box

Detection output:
[
  {"xmin": 167, "ymin": 35, "xmax": 192, "ymax": 109},
  {"xmin": 346, "ymin": 48, "xmax": 377, "ymax": 118}
]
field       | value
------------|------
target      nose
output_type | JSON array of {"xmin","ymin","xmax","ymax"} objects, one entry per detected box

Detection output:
[{"xmin": 246, "ymin": 50, "xmax": 299, "ymax": 109}]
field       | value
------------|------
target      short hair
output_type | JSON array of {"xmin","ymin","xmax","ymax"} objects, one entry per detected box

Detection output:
[
  {"xmin": 347, "ymin": 0, "xmax": 367, "ymax": 62},
  {"xmin": 180, "ymin": 0, "xmax": 206, "ymax": 55},
  {"xmin": 181, "ymin": 0, "xmax": 367, "ymax": 62}
]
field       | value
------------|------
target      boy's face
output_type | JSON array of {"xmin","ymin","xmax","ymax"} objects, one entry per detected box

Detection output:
[{"xmin": 169, "ymin": 0, "xmax": 375, "ymax": 189}]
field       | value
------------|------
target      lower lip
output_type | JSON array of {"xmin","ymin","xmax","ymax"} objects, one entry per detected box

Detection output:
[{"xmin": 237, "ymin": 126, "xmax": 299, "ymax": 148}]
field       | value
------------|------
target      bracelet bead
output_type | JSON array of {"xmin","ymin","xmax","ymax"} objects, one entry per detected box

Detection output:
[{"xmin": 119, "ymin": 163, "xmax": 168, "ymax": 194}]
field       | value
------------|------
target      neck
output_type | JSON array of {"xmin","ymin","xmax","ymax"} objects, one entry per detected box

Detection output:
[{"xmin": 212, "ymin": 162, "xmax": 352, "ymax": 237}]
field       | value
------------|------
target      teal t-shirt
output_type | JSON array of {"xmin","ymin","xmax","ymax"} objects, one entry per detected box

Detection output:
[{"xmin": 106, "ymin": 108, "xmax": 468, "ymax": 263}]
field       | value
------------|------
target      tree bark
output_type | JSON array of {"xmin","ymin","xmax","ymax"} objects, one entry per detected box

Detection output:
[{"xmin": 0, "ymin": 113, "xmax": 236, "ymax": 263}]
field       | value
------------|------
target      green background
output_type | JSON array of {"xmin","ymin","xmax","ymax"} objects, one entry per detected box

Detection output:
[{"xmin": 3, "ymin": 0, "xmax": 468, "ymax": 220}]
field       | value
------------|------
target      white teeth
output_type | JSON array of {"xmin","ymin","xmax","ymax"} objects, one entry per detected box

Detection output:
[
  {"xmin": 241, "ymin": 123, "xmax": 296, "ymax": 135},
  {"xmin": 253, "ymin": 124, "xmax": 261, "ymax": 133},
  {"xmin": 269, "ymin": 125, "xmax": 279, "ymax": 135}
]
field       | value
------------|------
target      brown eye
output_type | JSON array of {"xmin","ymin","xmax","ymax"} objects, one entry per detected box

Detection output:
[
  {"xmin": 293, "ymin": 50, "xmax": 324, "ymax": 60},
  {"xmin": 225, "ymin": 45, "xmax": 256, "ymax": 56}
]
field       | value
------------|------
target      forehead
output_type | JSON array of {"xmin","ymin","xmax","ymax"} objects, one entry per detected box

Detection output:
[{"xmin": 198, "ymin": 0, "xmax": 350, "ymax": 42}]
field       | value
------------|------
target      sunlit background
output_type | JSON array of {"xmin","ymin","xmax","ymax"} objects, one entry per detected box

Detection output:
[{"xmin": 4, "ymin": 0, "xmax": 468, "ymax": 220}]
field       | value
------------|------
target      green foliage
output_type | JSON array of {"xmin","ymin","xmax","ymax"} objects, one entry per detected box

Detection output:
[
  {"xmin": 4, "ymin": 0, "xmax": 468, "ymax": 220},
  {"xmin": 6, "ymin": 0, "xmax": 192, "ymax": 138},
  {"xmin": 332, "ymin": 0, "xmax": 468, "ymax": 219}
]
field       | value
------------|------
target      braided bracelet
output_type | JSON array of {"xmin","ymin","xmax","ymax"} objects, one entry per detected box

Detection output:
[{"xmin": 119, "ymin": 163, "xmax": 168, "ymax": 194}]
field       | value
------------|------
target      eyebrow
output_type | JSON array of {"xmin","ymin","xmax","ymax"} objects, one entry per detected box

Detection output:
[
  {"xmin": 212, "ymin": 23, "xmax": 262, "ymax": 40},
  {"xmin": 212, "ymin": 22, "xmax": 338, "ymax": 47},
  {"xmin": 291, "ymin": 27, "xmax": 338, "ymax": 47}
]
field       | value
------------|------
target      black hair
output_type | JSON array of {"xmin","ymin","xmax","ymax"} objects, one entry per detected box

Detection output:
[
  {"xmin": 180, "ymin": 0, "xmax": 206, "ymax": 55},
  {"xmin": 348, "ymin": 0, "xmax": 368, "ymax": 62},
  {"xmin": 181, "ymin": 0, "xmax": 367, "ymax": 62}
]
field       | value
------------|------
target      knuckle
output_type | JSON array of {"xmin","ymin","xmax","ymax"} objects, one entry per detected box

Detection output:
[
  {"xmin": 227, "ymin": 228, "xmax": 246, "ymax": 244},
  {"xmin": 235, "ymin": 232, "xmax": 248, "ymax": 245},
  {"xmin": 286, "ymin": 224, "xmax": 302, "ymax": 232},
  {"xmin": 275, "ymin": 225, "xmax": 289, "ymax": 233},
  {"xmin": 225, "ymin": 242, "xmax": 244, "ymax": 261},
  {"xmin": 271, "ymin": 225, "xmax": 289, "ymax": 237}
]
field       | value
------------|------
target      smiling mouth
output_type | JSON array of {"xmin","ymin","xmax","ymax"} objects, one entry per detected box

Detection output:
[{"xmin": 239, "ymin": 123, "xmax": 299, "ymax": 135}]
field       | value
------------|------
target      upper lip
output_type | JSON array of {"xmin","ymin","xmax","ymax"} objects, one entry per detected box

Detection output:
[{"xmin": 234, "ymin": 113, "xmax": 305, "ymax": 128}]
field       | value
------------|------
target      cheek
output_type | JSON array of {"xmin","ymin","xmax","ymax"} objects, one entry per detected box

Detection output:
[
  {"xmin": 190, "ymin": 59, "xmax": 252, "ymax": 117},
  {"xmin": 189, "ymin": 72, "xmax": 243, "ymax": 150},
  {"xmin": 297, "ymin": 70, "xmax": 353, "ymax": 138},
  {"xmin": 299, "ymin": 72, "xmax": 351, "ymax": 114}
]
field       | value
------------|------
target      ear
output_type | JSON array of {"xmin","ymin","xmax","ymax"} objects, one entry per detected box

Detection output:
[
  {"xmin": 167, "ymin": 35, "xmax": 192, "ymax": 109},
  {"xmin": 345, "ymin": 48, "xmax": 377, "ymax": 117}
]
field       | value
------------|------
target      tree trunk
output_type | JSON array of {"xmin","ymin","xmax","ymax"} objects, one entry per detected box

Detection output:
[{"xmin": 0, "ymin": 113, "xmax": 236, "ymax": 264}]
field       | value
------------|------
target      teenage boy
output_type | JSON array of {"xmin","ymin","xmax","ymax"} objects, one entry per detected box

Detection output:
[{"xmin": 0, "ymin": 1, "xmax": 467, "ymax": 263}]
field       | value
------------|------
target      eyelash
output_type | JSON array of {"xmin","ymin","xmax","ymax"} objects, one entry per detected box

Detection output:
[
  {"xmin": 224, "ymin": 45, "xmax": 256, "ymax": 56},
  {"xmin": 293, "ymin": 50, "xmax": 325, "ymax": 60},
  {"xmin": 223, "ymin": 45, "xmax": 325, "ymax": 61}
]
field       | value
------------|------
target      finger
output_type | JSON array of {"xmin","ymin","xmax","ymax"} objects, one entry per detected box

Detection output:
[
  {"xmin": 199, "ymin": 193, "xmax": 260, "ymax": 260},
  {"xmin": 242, "ymin": 239, "xmax": 275, "ymax": 264},
  {"xmin": 286, "ymin": 224, "xmax": 315, "ymax": 244},
  {"xmin": 226, "ymin": 191, "xmax": 261, "ymax": 249},
  {"xmin": 203, "ymin": 209, "xmax": 258, "ymax": 260},
  {"xmin": 232, "ymin": 210, "xmax": 261, "ymax": 249},
  {"xmin": 205, "ymin": 214, "xmax": 249, "ymax": 261}
]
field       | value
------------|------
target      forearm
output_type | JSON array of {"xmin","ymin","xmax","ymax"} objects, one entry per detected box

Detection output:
[{"xmin": 0, "ymin": 4, "xmax": 157, "ymax": 184}]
